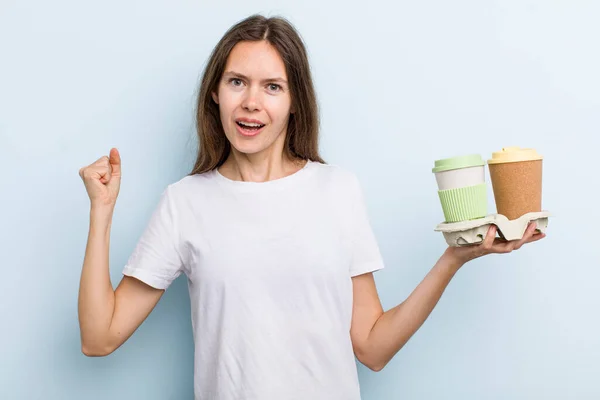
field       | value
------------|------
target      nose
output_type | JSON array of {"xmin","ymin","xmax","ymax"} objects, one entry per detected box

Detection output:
[{"xmin": 242, "ymin": 87, "xmax": 261, "ymax": 112}]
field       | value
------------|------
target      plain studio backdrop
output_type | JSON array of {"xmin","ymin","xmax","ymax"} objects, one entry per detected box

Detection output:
[{"xmin": 1, "ymin": 1, "xmax": 598, "ymax": 399}]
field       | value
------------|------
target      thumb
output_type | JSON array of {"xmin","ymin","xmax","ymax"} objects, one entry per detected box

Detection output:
[{"xmin": 109, "ymin": 148, "xmax": 122, "ymax": 177}]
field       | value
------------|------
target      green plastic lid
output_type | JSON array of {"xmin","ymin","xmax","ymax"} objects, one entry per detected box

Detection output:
[{"xmin": 432, "ymin": 154, "xmax": 485, "ymax": 173}]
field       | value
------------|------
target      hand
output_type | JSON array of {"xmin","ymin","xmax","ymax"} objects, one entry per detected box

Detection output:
[
  {"xmin": 79, "ymin": 148, "xmax": 122, "ymax": 209},
  {"xmin": 445, "ymin": 221, "xmax": 546, "ymax": 267}
]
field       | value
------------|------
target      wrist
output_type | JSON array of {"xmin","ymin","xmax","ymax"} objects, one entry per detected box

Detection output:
[
  {"xmin": 441, "ymin": 247, "xmax": 466, "ymax": 274},
  {"xmin": 90, "ymin": 204, "xmax": 114, "ymax": 223}
]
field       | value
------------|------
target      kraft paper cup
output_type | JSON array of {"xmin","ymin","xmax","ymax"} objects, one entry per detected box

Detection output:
[
  {"xmin": 432, "ymin": 154, "xmax": 488, "ymax": 223},
  {"xmin": 487, "ymin": 147, "xmax": 543, "ymax": 220}
]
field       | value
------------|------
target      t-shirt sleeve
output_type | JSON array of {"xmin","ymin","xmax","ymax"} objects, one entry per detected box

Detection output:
[
  {"xmin": 122, "ymin": 185, "xmax": 186, "ymax": 290},
  {"xmin": 348, "ymin": 176, "xmax": 385, "ymax": 277}
]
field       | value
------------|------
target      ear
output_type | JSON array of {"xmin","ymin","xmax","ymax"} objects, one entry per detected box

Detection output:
[
  {"xmin": 212, "ymin": 91, "xmax": 219, "ymax": 104},
  {"xmin": 290, "ymin": 104, "xmax": 296, "ymax": 114}
]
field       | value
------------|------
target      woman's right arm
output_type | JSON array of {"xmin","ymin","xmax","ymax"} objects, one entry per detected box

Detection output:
[{"xmin": 78, "ymin": 148, "xmax": 163, "ymax": 356}]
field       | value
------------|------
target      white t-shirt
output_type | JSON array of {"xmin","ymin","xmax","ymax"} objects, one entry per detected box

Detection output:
[{"xmin": 122, "ymin": 160, "xmax": 385, "ymax": 400}]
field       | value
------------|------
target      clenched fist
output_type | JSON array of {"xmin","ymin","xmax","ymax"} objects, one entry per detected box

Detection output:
[{"xmin": 79, "ymin": 148, "xmax": 122, "ymax": 208}]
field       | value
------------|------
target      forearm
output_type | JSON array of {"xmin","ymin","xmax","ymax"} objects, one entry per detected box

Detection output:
[
  {"xmin": 364, "ymin": 249, "xmax": 463, "ymax": 370},
  {"xmin": 78, "ymin": 206, "xmax": 116, "ymax": 354}
]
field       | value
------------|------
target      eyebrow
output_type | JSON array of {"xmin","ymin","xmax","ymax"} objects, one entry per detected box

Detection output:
[{"xmin": 223, "ymin": 71, "xmax": 288, "ymax": 84}]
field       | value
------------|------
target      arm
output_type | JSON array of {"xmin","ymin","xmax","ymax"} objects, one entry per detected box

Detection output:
[
  {"xmin": 350, "ymin": 223, "xmax": 545, "ymax": 371},
  {"xmin": 350, "ymin": 249, "xmax": 460, "ymax": 371},
  {"xmin": 78, "ymin": 148, "xmax": 174, "ymax": 356},
  {"xmin": 78, "ymin": 206, "xmax": 164, "ymax": 357}
]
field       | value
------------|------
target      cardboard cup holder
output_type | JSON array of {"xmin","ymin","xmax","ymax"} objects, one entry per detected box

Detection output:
[{"xmin": 434, "ymin": 211, "xmax": 551, "ymax": 247}]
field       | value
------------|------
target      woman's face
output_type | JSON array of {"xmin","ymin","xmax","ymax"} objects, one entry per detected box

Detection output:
[{"xmin": 212, "ymin": 40, "xmax": 293, "ymax": 158}]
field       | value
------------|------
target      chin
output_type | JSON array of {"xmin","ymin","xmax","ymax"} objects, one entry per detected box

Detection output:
[
  {"xmin": 228, "ymin": 133, "xmax": 284, "ymax": 157},
  {"xmin": 230, "ymin": 140, "xmax": 269, "ymax": 156}
]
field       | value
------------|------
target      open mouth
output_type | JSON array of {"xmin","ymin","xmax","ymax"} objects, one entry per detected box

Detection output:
[{"xmin": 236, "ymin": 121, "xmax": 266, "ymax": 136}]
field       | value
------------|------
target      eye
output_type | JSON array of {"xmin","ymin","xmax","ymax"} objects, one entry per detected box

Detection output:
[
  {"xmin": 228, "ymin": 78, "xmax": 243, "ymax": 87},
  {"xmin": 267, "ymin": 83, "xmax": 282, "ymax": 92}
]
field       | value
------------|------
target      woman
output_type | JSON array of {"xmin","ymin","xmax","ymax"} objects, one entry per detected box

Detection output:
[{"xmin": 77, "ymin": 14, "xmax": 545, "ymax": 400}]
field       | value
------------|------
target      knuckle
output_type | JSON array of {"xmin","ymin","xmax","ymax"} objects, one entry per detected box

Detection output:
[{"xmin": 83, "ymin": 169, "xmax": 96, "ymax": 179}]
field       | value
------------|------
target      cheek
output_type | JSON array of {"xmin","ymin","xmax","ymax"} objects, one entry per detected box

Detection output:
[
  {"xmin": 265, "ymin": 97, "xmax": 292, "ymax": 122},
  {"xmin": 217, "ymin": 93, "xmax": 237, "ymax": 120}
]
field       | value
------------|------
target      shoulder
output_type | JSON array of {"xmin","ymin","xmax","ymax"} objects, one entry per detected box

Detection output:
[
  {"xmin": 172, "ymin": 170, "xmax": 218, "ymax": 188},
  {"xmin": 158, "ymin": 170, "xmax": 219, "ymax": 204},
  {"xmin": 308, "ymin": 162, "xmax": 365, "ymax": 204},
  {"xmin": 310, "ymin": 161, "xmax": 362, "ymax": 191}
]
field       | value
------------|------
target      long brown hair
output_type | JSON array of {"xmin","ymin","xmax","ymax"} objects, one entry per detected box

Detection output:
[{"xmin": 189, "ymin": 14, "xmax": 324, "ymax": 175}]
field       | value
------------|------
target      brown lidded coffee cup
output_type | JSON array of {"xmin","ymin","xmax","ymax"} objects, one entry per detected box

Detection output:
[{"xmin": 487, "ymin": 147, "xmax": 543, "ymax": 220}]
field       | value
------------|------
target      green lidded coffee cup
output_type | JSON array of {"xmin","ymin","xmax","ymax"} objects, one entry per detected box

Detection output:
[{"xmin": 432, "ymin": 154, "xmax": 488, "ymax": 223}]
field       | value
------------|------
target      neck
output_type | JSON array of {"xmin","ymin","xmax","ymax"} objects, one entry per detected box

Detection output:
[{"xmin": 220, "ymin": 149, "xmax": 305, "ymax": 183}]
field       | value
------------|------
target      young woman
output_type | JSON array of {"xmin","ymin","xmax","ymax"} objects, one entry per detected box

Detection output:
[{"xmin": 77, "ymin": 14, "xmax": 545, "ymax": 400}]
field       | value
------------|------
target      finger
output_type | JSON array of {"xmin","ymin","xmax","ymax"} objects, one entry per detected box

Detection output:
[
  {"xmin": 98, "ymin": 163, "xmax": 113, "ymax": 184},
  {"xmin": 489, "ymin": 236, "xmax": 514, "ymax": 253},
  {"xmin": 516, "ymin": 224, "xmax": 536, "ymax": 249},
  {"xmin": 490, "ymin": 221, "xmax": 544, "ymax": 253},
  {"xmin": 81, "ymin": 164, "xmax": 107, "ymax": 181},
  {"xmin": 514, "ymin": 221, "xmax": 538, "ymax": 249},
  {"xmin": 513, "ymin": 223, "xmax": 534, "ymax": 250},
  {"xmin": 497, "ymin": 240, "xmax": 515, "ymax": 253},
  {"xmin": 525, "ymin": 232, "xmax": 546, "ymax": 243},
  {"xmin": 109, "ymin": 148, "xmax": 121, "ymax": 176},
  {"xmin": 94, "ymin": 155, "xmax": 110, "ymax": 167},
  {"xmin": 526, "ymin": 221, "xmax": 538, "ymax": 236},
  {"xmin": 481, "ymin": 225, "xmax": 497, "ymax": 251}
]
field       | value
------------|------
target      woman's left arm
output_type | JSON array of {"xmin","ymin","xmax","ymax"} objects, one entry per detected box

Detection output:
[{"xmin": 350, "ymin": 222, "xmax": 545, "ymax": 372}]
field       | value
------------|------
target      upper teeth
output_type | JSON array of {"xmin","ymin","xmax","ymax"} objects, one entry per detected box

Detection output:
[{"xmin": 239, "ymin": 121, "xmax": 263, "ymax": 127}]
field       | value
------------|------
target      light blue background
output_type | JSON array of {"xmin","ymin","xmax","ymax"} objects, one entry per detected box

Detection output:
[{"xmin": 1, "ymin": 1, "xmax": 598, "ymax": 399}]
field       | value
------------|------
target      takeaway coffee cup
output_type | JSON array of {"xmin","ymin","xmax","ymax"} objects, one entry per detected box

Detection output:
[
  {"xmin": 432, "ymin": 154, "xmax": 488, "ymax": 223},
  {"xmin": 487, "ymin": 147, "xmax": 543, "ymax": 220}
]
